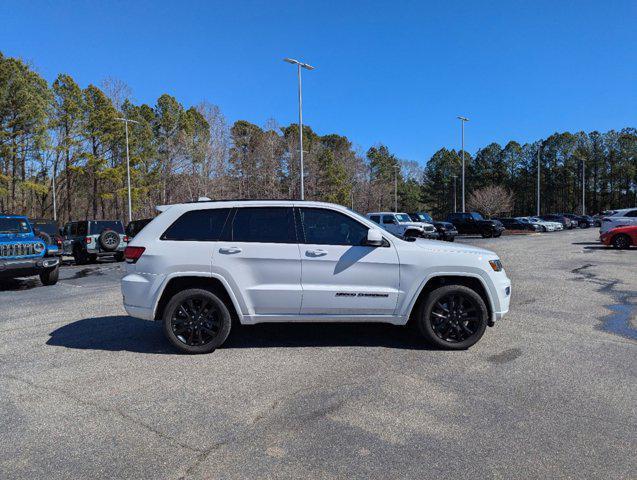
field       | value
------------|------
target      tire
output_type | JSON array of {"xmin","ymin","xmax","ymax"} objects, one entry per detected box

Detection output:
[
  {"xmin": 493, "ymin": 231, "xmax": 502, "ymax": 238},
  {"xmin": 39, "ymin": 265, "xmax": 59, "ymax": 286},
  {"xmin": 612, "ymin": 234, "xmax": 631, "ymax": 250},
  {"xmin": 114, "ymin": 252, "xmax": 125, "ymax": 262},
  {"xmin": 162, "ymin": 288, "xmax": 232, "ymax": 354},
  {"xmin": 416, "ymin": 285, "xmax": 488, "ymax": 350},
  {"xmin": 88, "ymin": 254, "xmax": 98, "ymax": 263},
  {"xmin": 73, "ymin": 247, "xmax": 88, "ymax": 265},
  {"xmin": 99, "ymin": 230, "xmax": 120, "ymax": 251},
  {"xmin": 541, "ymin": 226, "xmax": 547, "ymax": 232},
  {"xmin": 481, "ymin": 230, "xmax": 492, "ymax": 238},
  {"xmin": 447, "ymin": 236, "xmax": 455, "ymax": 242}
]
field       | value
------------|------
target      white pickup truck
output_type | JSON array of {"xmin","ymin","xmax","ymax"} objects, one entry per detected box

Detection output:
[{"xmin": 121, "ymin": 200, "xmax": 511, "ymax": 354}]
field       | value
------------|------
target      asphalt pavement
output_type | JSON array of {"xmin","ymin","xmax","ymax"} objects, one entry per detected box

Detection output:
[{"xmin": 0, "ymin": 229, "xmax": 635, "ymax": 479}]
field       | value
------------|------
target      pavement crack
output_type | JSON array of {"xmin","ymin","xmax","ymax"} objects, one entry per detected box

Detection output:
[{"xmin": 1, "ymin": 373, "xmax": 206, "ymax": 454}]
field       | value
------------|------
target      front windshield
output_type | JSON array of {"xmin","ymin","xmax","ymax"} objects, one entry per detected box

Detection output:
[
  {"xmin": 471, "ymin": 213, "xmax": 484, "ymax": 220},
  {"xmin": 395, "ymin": 214, "xmax": 412, "ymax": 222},
  {"xmin": 416, "ymin": 213, "xmax": 433, "ymax": 222},
  {"xmin": 517, "ymin": 217, "xmax": 529, "ymax": 223},
  {"xmin": 90, "ymin": 221, "xmax": 124, "ymax": 234},
  {"xmin": 0, "ymin": 218, "xmax": 31, "ymax": 234},
  {"xmin": 32, "ymin": 222, "xmax": 58, "ymax": 235}
]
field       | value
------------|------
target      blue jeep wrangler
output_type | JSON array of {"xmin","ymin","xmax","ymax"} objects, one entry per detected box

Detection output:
[{"xmin": 0, "ymin": 215, "xmax": 61, "ymax": 285}]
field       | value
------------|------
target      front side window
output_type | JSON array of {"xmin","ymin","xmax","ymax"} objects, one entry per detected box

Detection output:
[
  {"xmin": 162, "ymin": 208, "xmax": 231, "ymax": 241},
  {"xmin": 470, "ymin": 213, "xmax": 484, "ymax": 221},
  {"xmin": 625, "ymin": 210, "xmax": 637, "ymax": 218},
  {"xmin": 382, "ymin": 215, "xmax": 396, "ymax": 224},
  {"xmin": 299, "ymin": 208, "xmax": 368, "ymax": 246},
  {"xmin": 0, "ymin": 218, "xmax": 31, "ymax": 234},
  {"xmin": 230, "ymin": 207, "xmax": 296, "ymax": 243},
  {"xmin": 369, "ymin": 215, "xmax": 380, "ymax": 224}
]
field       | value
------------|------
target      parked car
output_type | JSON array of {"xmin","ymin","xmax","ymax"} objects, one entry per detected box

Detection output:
[
  {"xmin": 366, "ymin": 212, "xmax": 437, "ymax": 239},
  {"xmin": 122, "ymin": 200, "xmax": 511, "ymax": 353},
  {"xmin": 126, "ymin": 218, "xmax": 153, "ymax": 239},
  {"xmin": 574, "ymin": 215, "xmax": 596, "ymax": 228},
  {"xmin": 600, "ymin": 225, "xmax": 637, "ymax": 249},
  {"xmin": 527, "ymin": 216, "xmax": 562, "ymax": 231},
  {"xmin": 494, "ymin": 217, "xmax": 542, "ymax": 232},
  {"xmin": 446, "ymin": 212, "xmax": 505, "ymax": 238},
  {"xmin": 600, "ymin": 208, "xmax": 637, "ymax": 233},
  {"xmin": 0, "ymin": 215, "xmax": 60, "ymax": 285},
  {"xmin": 62, "ymin": 220, "xmax": 127, "ymax": 264},
  {"xmin": 407, "ymin": 212, "xmax": 458, "ymax": 242},
  {"xmin": 29, "ymin": 218, "xmax": 63, "ymax": 248},
  {"xmin": 556, "ymin": 213, "xmax": 581, "ymax": 228},
  {"xmin": 540, "ymin": 214, "xmax": 574, "ymax": 229}
]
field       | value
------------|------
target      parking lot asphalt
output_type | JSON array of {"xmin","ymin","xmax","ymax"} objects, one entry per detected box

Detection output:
[{"xmin": 1, "ymin": 229, "xmax": 635, "ymax": 480}]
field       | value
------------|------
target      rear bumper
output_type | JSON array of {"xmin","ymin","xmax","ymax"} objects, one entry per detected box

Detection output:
[{"xmin": 0, "ymin": 257, "xmax": 59, "ymax": 278}]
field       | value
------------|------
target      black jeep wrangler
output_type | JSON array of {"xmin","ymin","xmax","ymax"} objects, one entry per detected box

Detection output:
[{"xmin": 62, "ymin": 220, "xmax": 127, "ymax": 264}]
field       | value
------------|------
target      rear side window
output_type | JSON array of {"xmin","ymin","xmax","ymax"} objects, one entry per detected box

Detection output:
[
  {"xmin": 77, "ymin": 222, "xmax": 88, "ymax": 236},
  {"xmin": 230, "ymin": 207, "xmax": 296, "ymax": 243},
  {"xmin": 299, "ymin": 208, "xmax": 368, "ymax": 246},
  {"xmin": 161, "ymin": 208, "xmax": 231, "ymax": 241},
  {"xmin": 625, "ymin": 210, "xmax": 637, "ymax": 217}
]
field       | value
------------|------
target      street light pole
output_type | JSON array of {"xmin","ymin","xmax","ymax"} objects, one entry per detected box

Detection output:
[
  {"xmin": 457, "ymin": 116, "xmax": 469, "ymax": 212},
  {"xmin": 537, "ymin": 143, "xmax": 541, "ymax": 216},
  {"xmin": 582, "ymin": 158, "xmax": 586, "ymax": 215},
  {"xmin": 394, "ymin": 165, "xmax": 399, "ymax": 212},
  {"xmin": 115, "ymin": 117, "xmax": 140, "ymax": 223},
  {"xmin": 452, "ymin": 175, "xmax": 457, "ymax": 213},
  {"xmin": 284, "ymin": 58, "xmax": 315, "ymax": 200}
]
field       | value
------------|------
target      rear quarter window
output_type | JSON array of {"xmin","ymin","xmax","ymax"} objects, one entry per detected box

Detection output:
[{"xmin": 161, "ymin": 208, "xmax": 231, "ymax": 241}]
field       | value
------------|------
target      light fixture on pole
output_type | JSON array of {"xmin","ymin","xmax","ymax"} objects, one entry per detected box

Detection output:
[
  {"xmin": 115, "ymin": 117, "xmax": 140, "ymax": 222},
  {"xmin": 283, "ymin": 58, "xmax": 315, "ymax": 201},
  {"xmin": 457, "ymin": 116, "xmax": 469, "ymax": 212}
]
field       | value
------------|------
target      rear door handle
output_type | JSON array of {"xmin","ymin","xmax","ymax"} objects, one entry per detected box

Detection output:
[
  {"xmin": 306, "ymin": 249, "xmax": 328, "ymax": 257},
  {"xmin": 219, "ymin": 247, "xmax": 242, "ymax": 254}
]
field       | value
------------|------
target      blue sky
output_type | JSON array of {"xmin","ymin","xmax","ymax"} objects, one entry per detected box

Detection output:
[{"xmin": 2, "ymin": 0, "xmax": 635, "ymax": 164}]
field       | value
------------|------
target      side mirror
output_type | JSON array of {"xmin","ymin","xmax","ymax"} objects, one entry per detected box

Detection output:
[{"xmin": 366, "ymin": 229, "xmax": 384, "ymax": 247}]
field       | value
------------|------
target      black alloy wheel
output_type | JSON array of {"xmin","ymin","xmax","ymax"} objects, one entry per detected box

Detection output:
[
  {"xmin": 417, "ymin": 285, "xmax": 488, "ymax": 349},
  {"xmin": 163, "ymin": 288, "xmax": 232, "ymax": 353},
  {"xmin": 612, "ymin": 234, "xmax": 631, "ymax": 250}
]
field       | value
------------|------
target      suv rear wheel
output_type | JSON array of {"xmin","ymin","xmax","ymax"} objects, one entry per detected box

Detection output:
[
  {"xmin": 162, "ymin": 288, "xmax": 232, "ymax": 354},
  {"xmin": 416, "ymin": 285, "xmax": 488, "ymax": 349}
]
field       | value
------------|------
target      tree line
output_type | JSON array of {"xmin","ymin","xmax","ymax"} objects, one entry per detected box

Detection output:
[{"xmin": 1, "ymin": 51, "xmax": 635, "ymax": 224}]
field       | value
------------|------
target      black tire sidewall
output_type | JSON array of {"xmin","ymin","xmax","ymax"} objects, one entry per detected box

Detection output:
[
  {"xmin": 99, "ymin": 231, "xmax": 119, "ymax": 251},
  {"xmin": 162, "ymin": 288, "xmax": 232, "ymax": 354},
  {"xmin": 613, "ymin": 234, "xmax": 630, "ymax": 249},
  {"xmin": 39, "ymin": 265, "xmax": 59, "ymax": 285},
  {"xmin": 417, "ymin": 284, "xmax": 488, "ymax": 350}
]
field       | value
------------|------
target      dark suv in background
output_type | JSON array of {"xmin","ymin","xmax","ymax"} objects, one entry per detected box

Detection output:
[
  {"xmin": 493, "ymin": 217, "xmax": 542, "ymax": 232},
  {"xmin": 446, "ymin": 212, "xmax": 505, "ymax": 238},
  {"xmin": 407, "ymin": 212, "xmax": 457, "ymax": 241},
  {"xmin": 62, "ymin": 220, "xmax": 127, "ymax": 264}
]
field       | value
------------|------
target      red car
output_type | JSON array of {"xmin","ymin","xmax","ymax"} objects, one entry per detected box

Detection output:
[{"xmin": 600, "ymin": 225, "xmax": 637, "ymax": 249}]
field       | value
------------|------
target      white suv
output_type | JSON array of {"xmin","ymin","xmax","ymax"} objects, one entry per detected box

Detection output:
[
  {"xmin": 600, "ymin": 208, "xmax": 637, "ymax": 233},
  {"xmin": 122, "ymin": 201, "xmax": 511, "ymax": 353},
  {"xmin": 367, "ymin": 212, "xmax": 437, "ymax": 239}
]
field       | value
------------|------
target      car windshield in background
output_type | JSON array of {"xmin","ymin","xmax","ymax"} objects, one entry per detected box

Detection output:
[
  {"xmin": 90, "ymin": 221, "xmax": 124, "ymax": 234},
  {"xmin": 471, "ymin": 213, "xmax": 484, "ymax": 220},
  {"xmin": 395, "ymin": 214, "xmax": 412, "ymax": 222},
  {"xmin": 31, "ymin": 221, "xmax": 58, "ymax": 236},
  {"xmin": 416, "ymin": 213, "xmax": 433, "ymax": 222},
  {"xmin": 0, "ymin": 218, "xmax": 31, "ymax": 234}
]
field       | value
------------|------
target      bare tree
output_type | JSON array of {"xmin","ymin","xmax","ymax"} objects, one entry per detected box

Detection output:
[{"xmin": 466, "ymin": 185, "xmax": 514, "ymax": 218}]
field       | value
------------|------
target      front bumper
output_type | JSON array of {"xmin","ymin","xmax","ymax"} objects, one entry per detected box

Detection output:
[{"xmin": 0, "ymin": 256, "xmax": 59, "ymax": 278}]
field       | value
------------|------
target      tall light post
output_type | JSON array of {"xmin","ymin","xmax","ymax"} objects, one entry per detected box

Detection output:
[
  {"xmin": 537, "ymin": 142, "xmax": 542, "ymax": 216},
  {"xmin": 452, "ymin": 175, "xmax": 457, "ymax": 213},
  {"xmin": 457, "ymin": 116, "xmax": 469, "ymax": 212},
  {"xmin": 283, "ymin": 58, "xmax": 315, "ymax": 200},
  {"xmin": 115, "ymin": 117, "xmax": 139, "ymax": 222},
  {"xmin": 581, "ymin": 158, "xmax": 586, "ymax": 215},
  {"xmin": 393, "ymin": 165, "xmax": 400, "ymax": 212}
]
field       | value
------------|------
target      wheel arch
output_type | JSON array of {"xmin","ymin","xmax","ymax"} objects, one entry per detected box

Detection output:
[
  {"xmin": 407, "ymin": 274, "xmax": 494, "ymax": 325},
  {"xmin": 154, "ymin": 274, "xmax": 242, "ymax": 323}
]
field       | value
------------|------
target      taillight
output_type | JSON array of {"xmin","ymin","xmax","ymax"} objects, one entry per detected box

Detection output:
[
  {"xmin": 85, "ymin": 237, "xmax": 92, "ymax": 244},
  {"xmin": 124, "ymin": 246, "xmax": 145, "ymax": 263}
]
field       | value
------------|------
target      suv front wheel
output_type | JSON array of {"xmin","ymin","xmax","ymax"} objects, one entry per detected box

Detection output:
[
  {"xmin": 163, "ymin": 288, "xmax": 232, "ymax": 354},
  {"xmin": 416, "ymin": 285, "xmax": 488, "ymax": 349}
]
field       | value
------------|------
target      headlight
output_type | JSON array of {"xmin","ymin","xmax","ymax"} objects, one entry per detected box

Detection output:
[
  {"xmin": 34, "ymin": 242, "xmax": 45, "ymax": 253},
  {"xmin": 489, "ymin": 259, "xmax": 503, "ymax": 272}
]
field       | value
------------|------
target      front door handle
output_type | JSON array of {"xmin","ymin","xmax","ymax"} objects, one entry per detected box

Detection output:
[
  {"xmin": 219, "ymin": 247, "xmax": 242, "ymax": 254},
  {"xmin": 306, "ymin": 249, "xmax": 328, "ymax": 257}
]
